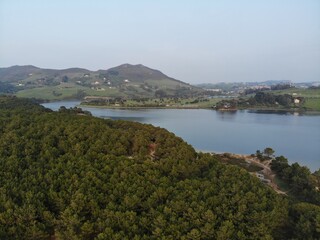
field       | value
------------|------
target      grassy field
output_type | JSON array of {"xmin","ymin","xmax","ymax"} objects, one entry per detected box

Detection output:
[
  {"xmin": 85, "ymin": 88, "xmax": 123, "ymax": 97},
  {"xmin": 100, "ymin": 97, "xmax": 223, "ymax": 109},
  {"xmin": 16, "ymin": 83, "xmax": 221, "ymax": 108},
  {"xmin": 16, "ymin": 86, "xmax": 83, "ymax": 100},
  {"xmin": 145, "ymin": 79, "xmax": 182, "ymax": 88},
  {"xmin": 303, "ymin": 98, "xmax": 320, "ymax": 111},
  {"xmin": 265, "ymin": 88, "xmax": 320, "ymax": 111},
  {"xmin": 16, "ymin": 84, "xmax": 123, "ymax": 100},
  {"xmin": 15, "ymin": 79, "xmax": 199, "ymax": 101},
  {"xmin": 272, "ymin": 88, "xmax": 320, "ymax": 97},
  {"xmin": 15, "ymin": 82, "xmax": 320, "ymax": 111}
]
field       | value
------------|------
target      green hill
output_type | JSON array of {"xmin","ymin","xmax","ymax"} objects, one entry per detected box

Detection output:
[
  {"xmin": 0, "ymin": 64, "xmax": 203, "ymax": 100},
  {"xmin": 99, "ymin": 64, "xmax": 178, "ymax": 82},
  {"xmin": 0, "ymin": 96, "xmax": 319, "ymax": 239}
]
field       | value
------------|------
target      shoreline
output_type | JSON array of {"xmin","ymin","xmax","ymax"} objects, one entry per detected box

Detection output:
[
  {"xmin": 42, "ymin": 101, "xmax": 320, "ymax": 172},
  {"xmin": 196, "ymin": 150, "xmax": 318, "ymax": 172},
  {"xmin": 79, "ymin": 104, "xmax": 213, "ymax": 110},
  {"xmin": 39, "ymin": 98, "xmax": 320, "ymax": 113},
  {"xmin": 197, "ymin": 150, "xmax": 287, "ymax": 194},
  {"xmin": 80, "ymin": 103, "xmax": 320, "ymax": 114}
]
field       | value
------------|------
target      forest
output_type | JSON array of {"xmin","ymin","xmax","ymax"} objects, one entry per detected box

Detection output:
[
  {"xmin": 0, "ymin": 96, "xmax": 319, "ymax": 239},
  {"xmin": 271, "ymin": 156, "xmax": 320, "ymax": 204}
]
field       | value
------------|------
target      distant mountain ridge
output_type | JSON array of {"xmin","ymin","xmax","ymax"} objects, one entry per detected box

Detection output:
[
  {"xmin": 0, "ymin": 64, "xmax": 179, "ymax": 82},
  {"xmin": 0, "ymin": 64, "xmax": 202, "ymax": 99},
  {"xmin": 0, "ymin": 65, "xmax": 92, "ymax": 83}
]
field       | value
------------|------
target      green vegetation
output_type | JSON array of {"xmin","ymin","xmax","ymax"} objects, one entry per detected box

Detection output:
[
  {"xmin": 0, "ymin": 82, "xmax": 17, "ymax": 94},
  {"xmin": 16, "ymin": 84, "xmax": 123, "ymax": 101},
  {"xmin": 271, "ymin": 156, "xmax": 320, "ymax": 204},
  {"xmin": 0, "ymin": 96, "xmax": 319, "ymax": 239},
  {"xmin": 82, "ymin": 97, "xmax": 222, "ymax": 109},
  {"xmin": 1, "ymin": 64, "xmax": 203, "ymax": 100},
  {"xmin": 288, "ymin": 202, "xmax": 320, "ymax": 240},
  {"xmin": 274, "ymin": 176, "xmax": 292, "ymax": 193},
  {"xmin": 255, "ymin": 147, "xmax": 275, "ymax": 161},
  {"xmin": 16, "ymin": 85, "xmax": 88, "ymax": 100},
  {"xmin": 271, "ymin": 87, "xmax": 320, "ymax": 98},
  {"xmin": 254, "ymin": 147, "xmax": 320, "ymax": 204},
  {"xmin": 217, "ymin": 153, "xmax": 263, "ymax": 172},
  {"xmin": 304, "ymin": 98, "xmax": 320, "ymax": 111},
  {"xmin": 271, "ymin": 88, "xmax": 320, "ymax": 111},
  {"xmin": 216, "ymin": 89, "xmax": 320, "ymax": 112}
]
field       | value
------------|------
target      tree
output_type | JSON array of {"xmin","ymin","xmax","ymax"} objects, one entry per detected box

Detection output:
[
  {"xmin": 288, "ymin": 203, "xmax": 320, "ymax": 240},
  {"xmin": 256, "ymin": 150, "xmax": 263, "ymax": 160},
  {"xmin": 271, "ymin": 156, "xmax": 289, "ymax": 173},
  {"xmin": 155, "ymin": 89, "xmax": 166, "ymax": 98},
  {"xmin": 0, "ymin": 97, "xmax": 304, "ymax": 239},
  {"xmin": 275, "ymin": 94, "xmax": 293, "ymax": 107},
  {"xmin": 254, "ymin": 92, "xmax": 276, "ymax": 105},
  {"xmin": 263, "ymin": 147, "xmax": 275, "ymax": 158},
  {"xmin": 62, "ymin": 76, "xmax": 69, "ymax": 82}
]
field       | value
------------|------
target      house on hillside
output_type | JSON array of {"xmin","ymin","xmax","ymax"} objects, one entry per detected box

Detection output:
[{"xmin": 294, "ymin": 98, "xmax": 300, "ymax": 104}]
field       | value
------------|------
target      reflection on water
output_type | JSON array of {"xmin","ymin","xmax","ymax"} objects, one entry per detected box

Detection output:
[
  {"xmin": 248, "ymin": 110, "xmax": 304, "ymax": 116},
  {"xmin": 216, "ymin": 110, "xmax": 237, "ymax": 120}
]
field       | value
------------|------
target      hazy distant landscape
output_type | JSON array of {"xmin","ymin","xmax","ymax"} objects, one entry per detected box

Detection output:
[
  {"xmin": 1, "ymin": 0, "xmax": 319, "ymax": 239},
  {"xmin": 2, "ymin": 70, "xmax": 319, "ymax": 239},
  {"xmin": 0, "ymin": 64, "xmax": 202, "ymax": 100},
  {"xmin": 1, "ymin": 64, "xmax": 319, "ymax": 112}
]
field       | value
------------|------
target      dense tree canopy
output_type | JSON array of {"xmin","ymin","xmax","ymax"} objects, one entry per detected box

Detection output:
[
  {"xmin": 0, "ymin": 96, "xmax": 318, "ymax": 239},
  {"xmin": 271, "ymin": 156, "xmax": 320, "ymax": 204},
  {"xmin": 0, "ymin": 83, "xmax": 17, "ymax": 94}
]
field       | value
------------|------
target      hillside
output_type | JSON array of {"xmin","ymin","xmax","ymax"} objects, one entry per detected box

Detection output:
[
  {"xmin": 98, "ymin": 64, "xmax": 179, "ymax": 82},
  {"xmin": 0, "ymin": 96, "xmax": 319, "ymax": 239},
  {"xmin": 0, "ymin": 64, "xmax": 202, "ymax": 100}
]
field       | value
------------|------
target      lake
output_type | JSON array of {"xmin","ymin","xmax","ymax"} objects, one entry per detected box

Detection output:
[{"xmin": 43, "ymin": 101, "xmax": 320, "ymax": 172}]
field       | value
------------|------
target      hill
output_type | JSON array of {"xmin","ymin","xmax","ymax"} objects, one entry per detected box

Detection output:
[
  {"xmin": 0, "ymin": 64, "xmax": 202, "ymax": 100},
  {"xmin": 0, "ymin": 96, "xmax": 319, "ymax": 239},
  {"xmin": 98, "ymin": 64, "xmax": 179, "ymax": 82}
]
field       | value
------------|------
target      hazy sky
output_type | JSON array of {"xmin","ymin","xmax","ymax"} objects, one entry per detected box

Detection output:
[{"xmin": 0, "ymin": 0, "xmax": 319, "ymax": 83}]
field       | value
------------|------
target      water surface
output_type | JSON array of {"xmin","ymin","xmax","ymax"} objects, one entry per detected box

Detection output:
[{"xmin": 43, "ymin": 101, "xmax": 320, "ymax": 172}]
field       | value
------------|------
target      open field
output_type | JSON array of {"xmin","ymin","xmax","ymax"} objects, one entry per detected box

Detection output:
[
  {"xmin": 83, "ymin": 97, "xmax": 224, "ymax": 109},
  {"xmin": 245, "ymin": 88, "xmax": 320, "ymax": 112},
  {"xmin": 271, "ymin": 88, "xmax": 320, "ymax": 97},
  {"xmin": 279, "ymin": 88, "xmax": 320, "ymax": 111},
  {"xmin": 303, "ymin": 98, "xmax": 320, "ymax": 111},
  {"xmin": 16, "ymin": 86, "xmax": 84, "ymax": 100},
  {"xmin": 16, "ymin": 84, "xmax": 123, "ymax": 100},
  {"xmin": 272, "ymin": 88, "xmax": 320, "ymax": 111}
]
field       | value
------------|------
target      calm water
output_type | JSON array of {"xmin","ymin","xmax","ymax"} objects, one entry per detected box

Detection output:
[{"xmin": 43, "ymin": 101, "xmax": 320, "ymax": 172}]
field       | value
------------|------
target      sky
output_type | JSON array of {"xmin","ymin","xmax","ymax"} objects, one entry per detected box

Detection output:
[{"xmin": 0, "ymin": 0, "xmax": 319, "ymax": 84}]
